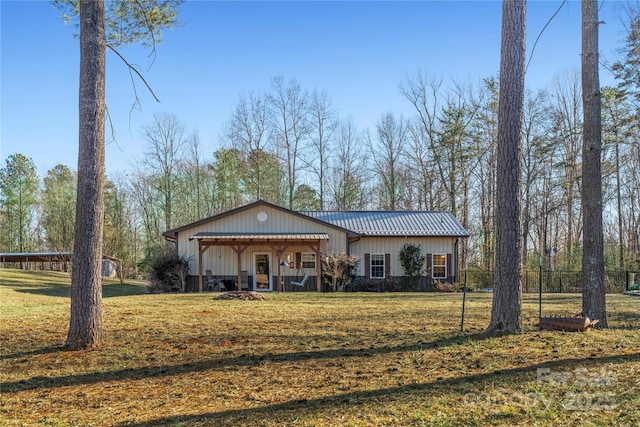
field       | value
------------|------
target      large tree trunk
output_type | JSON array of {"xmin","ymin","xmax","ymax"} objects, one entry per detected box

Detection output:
[
  {"xmin": 65, "ymin": 0, "xmax": 106, "ymax": 350},
  {"xmin": 581, "ymin": 0, "xmax": 607, "ymax": 327},
  {"xmin": 486, "ymin": 0, "xmax": 525, "ymax": 335}
]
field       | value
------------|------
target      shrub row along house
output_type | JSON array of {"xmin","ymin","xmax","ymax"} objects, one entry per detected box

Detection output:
[{"xmin": 163, "ymin": 200, "xmax": 469, "ymax": 292}]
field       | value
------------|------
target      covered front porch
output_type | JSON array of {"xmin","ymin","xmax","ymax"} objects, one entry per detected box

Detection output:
[{"xmin": 188, "ymin": 232, "xmax": 329, "ymax": 292}]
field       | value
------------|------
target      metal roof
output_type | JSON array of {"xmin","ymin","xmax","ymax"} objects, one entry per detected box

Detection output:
[
  {"xmin": 298, "ymin": 211, "xmax": 469, "ymax": 237},
  {"xmin": 163, "ymin": 199, "xmax": 356, "ymax": 239},
  {"xmin": 163, "ymin": 200, "xmax": 469, "ymax": 240},
  {"xmin": 189, "ymin": 232, "xmax": 330, "ymax": 241}
]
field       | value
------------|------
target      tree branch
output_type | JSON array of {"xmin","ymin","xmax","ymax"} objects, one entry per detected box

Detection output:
[
  {"xmin": 133, "ymin": 0, "xmax": 158, "ymax": 69},
  {"xmin": 107, "ymin": 43, "xmax": 160, "ymax": 103}
]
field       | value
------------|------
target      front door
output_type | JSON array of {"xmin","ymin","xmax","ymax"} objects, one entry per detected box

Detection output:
[{"xmin": 253, "ymin": 252, "xmax": 271, "ymax": 291}]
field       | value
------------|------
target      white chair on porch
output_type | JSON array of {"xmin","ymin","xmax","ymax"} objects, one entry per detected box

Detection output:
[{"xmin": 206, "ymin": 270, "xmax": 223, "ymax": 291}]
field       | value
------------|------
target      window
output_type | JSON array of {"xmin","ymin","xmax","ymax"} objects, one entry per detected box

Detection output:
[
  {"xmin": 371, "ymin": 253, "xmax": 385, "ymax": 279},
  {"xmin": 301, "ymin": 252, "xmax": 316, "ymax": 269},
  {"xmin": 432, "ymin": 254, "xmax": 447, "ymax": 279}
]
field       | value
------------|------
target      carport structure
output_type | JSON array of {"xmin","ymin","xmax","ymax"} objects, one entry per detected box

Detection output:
[{"xmin": 0, "ymin": 251, "xmax": 118, "ymax": 271}]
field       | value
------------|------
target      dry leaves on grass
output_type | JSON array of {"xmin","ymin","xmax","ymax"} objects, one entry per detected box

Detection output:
[{"xmin": 1, "ymin": 270, "xmax": 639, "ymax": 426}]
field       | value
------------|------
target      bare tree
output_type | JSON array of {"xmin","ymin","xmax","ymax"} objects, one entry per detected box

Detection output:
[
  {"xmin": 435, "ymin": 89, "xmax": 477, "ymax": 218},
  {"xmin": 178, "ymin": 133, "xmax": 207, "ymax": 222},
  {"xmin": 369, "ymin": 113, "xmax": 407, "ymax": 210},
  {"xmin": 601, "ymin": 87, "xmax": 628, "ymax": 269},
  {"xmin": 611, "ymin": 6, "xmax": 640, "ymax": 271},
  {"xmin": 308, "ymin": 89, "xmax": 338, "ymax": 209},
  {"xmin": 321, "ymin": 251, "xmax": 359, "ymax": 292},
  {"xmin": 468, "ymin": 78, "xmax": 499, "ymax": 272},
  {"xmin": 549, "ymin": 73, "xmax": 583, "ymax": 267},
  {"xmin": 127, "ymin": 164, "xmax": 163, "ymax": 260},
  {"xmin": 103, "ymin": 176, "xmax": 134, "ymax": 284},
  {"xmin": 142, "ymin": 113, "xmax": 188, "ymax": 231},
  {"xmin": 521, "ymin": 89, "xmax": 554, "ymax": 265},
  {"xmin": 400, "ymin": 72, "xmax": 445, "ymax": 210},
  {"xmin": 211, "ymin": 147, "xmax": 245, "ymax": 211},
  {"xmin": 269, "ymin": 76, "xmax": 310, "ymax": 209},
  {"xmin": 612, "ymin": 4, "xmax": 640, "ymax": 113},
  {"xmin": 405, "ymin": 119, "xmax": 442, "ymax": 210},
  {"xmin": 581, "ymin": 0, "xmax": 607, "ymax": 327},
  {"xmin": 486, "ymin": 0, "xmax": 525, "ymax": 336},
  {"xmin": 329, "ymin": 118, "xmax": 369, "ymax": 210},
  {"xmin": 224, "ymin": 91, "xmax": 271, "ymax": 200},
  {"xmin": 110, "ymin": 173, "xmax": 142, "ymax": 280}
]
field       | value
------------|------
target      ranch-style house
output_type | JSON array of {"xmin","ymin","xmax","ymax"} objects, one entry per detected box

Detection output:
[{"xmin": 163, "ymin": 199, "xmax": 469, "ymax": 292}]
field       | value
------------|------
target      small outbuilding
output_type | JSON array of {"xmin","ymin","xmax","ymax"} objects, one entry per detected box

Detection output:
[{"xmin": 162, "ymin": 199, "xmax": 469, "ymax": 292}]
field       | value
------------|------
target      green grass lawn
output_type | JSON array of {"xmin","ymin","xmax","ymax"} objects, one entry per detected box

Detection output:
[{"xmin": 1, "ymin": 268, "xmax": 639, "ymax": 426}]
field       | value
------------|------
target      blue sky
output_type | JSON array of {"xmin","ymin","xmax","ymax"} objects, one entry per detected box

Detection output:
[{"xmin": 0, "ymin": 0, "xmax": 630, "ymax": 178}]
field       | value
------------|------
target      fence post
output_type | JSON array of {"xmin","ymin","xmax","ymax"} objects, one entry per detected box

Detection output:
[
  {"xmin": 538, "ymin": 257, "xmax": 542, "ymax": 319},
  {"xmin": 460, "ymin": 262, "xmax": 467, "ymax": 332}
]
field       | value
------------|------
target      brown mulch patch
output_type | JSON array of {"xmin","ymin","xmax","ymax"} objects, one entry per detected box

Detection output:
[{"xmin": 214, "ymin": 291, "xmax": 266, "ymax": 300}]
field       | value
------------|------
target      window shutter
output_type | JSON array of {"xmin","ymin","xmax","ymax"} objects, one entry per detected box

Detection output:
[
  {"xmin": 296, "ymin": 252, "xmax": 302, "ymax": 269},
  {"xmin": 426, "ymin": 253, "xmax": 432, "ymax": 278},
  {"xmin": 446, "ymin": 253, "xmax": 453, "ymax": 280},
  {"xmin": 385, "ymin": 253, "xmax": 391, "ymax": 278},
  {"xmin": 365, "ymin": 253, "xmax": 370, "ymax": 279}
]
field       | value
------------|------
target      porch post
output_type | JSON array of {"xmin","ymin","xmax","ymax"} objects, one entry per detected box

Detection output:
[
  {"xmin": 198, "ymin": 240, "xmax": 204, "ymax": 292},
  {"xmin": 304, "ymin": 241, "xmax": 322, "ymax": 292},
  {"xmin": 269, "ymin": 243, "xmax": 288, "ymax": 292},
  {"xmin": 230, "ymin": 244, "xmax": 246, "ymax": 290},
  {"xmin": 237, "ymin": 252, "xmax": 242, "ymax": 290},
  {"xmin": 314, "ymin": 242, "xmax": 321, "ymax": 291},
  {"xmin": 275, "ymin": 254, "xmax": 282, "ymax": 292}
]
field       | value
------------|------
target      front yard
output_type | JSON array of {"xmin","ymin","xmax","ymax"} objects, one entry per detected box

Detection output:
[{"xmin": 1, "ymin": 269, "xmax": 639, "ymax": 426}]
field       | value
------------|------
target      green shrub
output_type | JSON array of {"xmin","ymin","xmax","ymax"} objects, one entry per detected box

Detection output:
[
  {"xmin": 353, "ymin": 278, "xmax": 402, "ymax": 292},
  {"xmin": 399, "ymin": 243, "xmax": 425, "ymax": 291},
  {"xmin": 148, "ymin": 250, "xmax": 190, "ymax": 292}
]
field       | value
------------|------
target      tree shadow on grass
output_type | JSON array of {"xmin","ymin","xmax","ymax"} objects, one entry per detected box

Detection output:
[
  {"xmin": 4, "ymin": 330, "xmax": 638, "ymax": 396},
  {"xmin": 117, "ymin": 351, "xmax": 640, "ymax": 427},
  {"xmin": 0, "ymin": 345, "xmax": 64, "ymax": 361},
  {"xmin": 9, "ymin": 284, "xmax": 70, "ymax": 298},
  {"xmin": 11, "ymin": 283, "xmax": 148, "ymax": 298},
  {"xmin": 1, "ymin": 332, "xmax": 488, "ymax": 389}
]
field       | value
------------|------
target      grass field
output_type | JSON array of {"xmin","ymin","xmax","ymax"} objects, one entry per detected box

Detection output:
[{"xmin": 1, "ymin": 268, "xmax": 639, "ymax": 426}]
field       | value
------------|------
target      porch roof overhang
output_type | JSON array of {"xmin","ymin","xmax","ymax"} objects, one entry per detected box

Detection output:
[
  {"xmin": 189, "ymin": 232, "xmax": 329, "ymax": 243},
  {"xmin": 191, "ymin": 232, "xmax": 327, "ymax": 292}
]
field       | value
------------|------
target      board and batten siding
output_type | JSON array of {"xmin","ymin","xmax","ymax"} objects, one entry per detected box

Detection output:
[
  {"xmin": 176, "ymin": 205, "xmax": 348, "ymax": 276},
  {"xmin": 350, "ymin": 237, "xmax": 457, "ymax": 278}
]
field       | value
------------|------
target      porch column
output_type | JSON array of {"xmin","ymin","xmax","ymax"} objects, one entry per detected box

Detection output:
[
  {"xmin": 277, "ymin": 255, "xmax": 283, "ymax": 292},
  {"xmin": 237, "ymin": 252, "xmax": 242, "ymax": 289},
  {"xmin": 269, "ymin": 243, "xmax": 289, "ymax": 292},
  {"xmin": 198, "ymin": 241, "xmax": 206, "ymax": 292},
  {"xmin": 230, "ymin": 244, "xmax": 246, "ymax": 290},
  {"xmin": 306, "ymin": 241, "xmax": 321, "ymax": 292},
  {"xmin": 315, "ymin": 247, "xmax": 321, "ymax": 291}
]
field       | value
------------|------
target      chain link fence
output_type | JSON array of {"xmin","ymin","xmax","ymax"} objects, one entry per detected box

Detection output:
[{"xmin": 466, "ymin": 269, "xmax": 637, "ymax": 293}]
